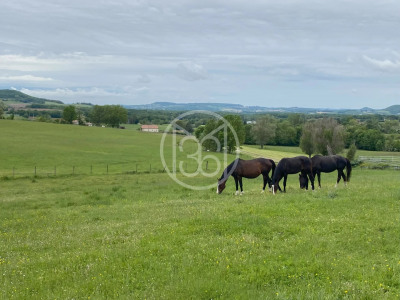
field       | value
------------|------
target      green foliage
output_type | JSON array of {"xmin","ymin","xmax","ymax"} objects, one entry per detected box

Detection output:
[
  {"xmin": 200, "ymin": 115, "xmax": 245, "ymax": 153},
  {"xmin": 0, "ymin": 100, "xmax": 5, "ymax": 119},
  {"xmin": 252, "ymin": 115, "xmax": 276, "ymax": 149},
  {"xmin": 346, "ymin": 142, "xmax": 357, "ymax": 162},
  {"xmin": 90, "ymin": 105, "xmax": 128, "ymax": 127},
  {"xmin": 299, "ymin": 122, "xmax": 314, "ymax": 157},
  {"xmin": 300, "ymin": 118, "xmax": 345, "ymax": 156},
  {"xmin": 62, "ymin": 105, "xmax": 77, "ymax": 124}
]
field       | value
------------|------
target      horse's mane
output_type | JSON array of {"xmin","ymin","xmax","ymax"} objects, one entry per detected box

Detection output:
[{"xmin": 218, "ymin": 159, "xmax": 239, "ymax": 182}]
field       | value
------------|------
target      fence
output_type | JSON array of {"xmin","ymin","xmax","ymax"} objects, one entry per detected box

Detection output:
[
  {"xmin": 0, "ymin": 161, "xmax": 214, "ymax": 179},
  {"xmin": 358, "ymin": 156, "xmax": 400, "ymax": 169}
]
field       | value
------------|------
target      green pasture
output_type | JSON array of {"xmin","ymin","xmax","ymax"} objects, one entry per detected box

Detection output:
[
  {"xmin": 1, "ymin": 120, "xmax": 400, "ymax": 299},
  {"xmin": 0, "ymin": 120, "xmax": 234, "ymax": 180}
]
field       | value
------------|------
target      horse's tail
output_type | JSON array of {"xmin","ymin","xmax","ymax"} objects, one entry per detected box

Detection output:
[
  {"xmin": 270, "ymin": 159, "xmax": 276, "ymax": 179},
  {"xmin": 346, "ymin": 158, "xmax": 352, "ymax": 182}
]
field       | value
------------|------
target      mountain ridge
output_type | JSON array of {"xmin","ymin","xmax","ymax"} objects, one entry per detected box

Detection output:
[{"xmin": 1, "ymin": 89, "xmax": 398, "ymax": 115}]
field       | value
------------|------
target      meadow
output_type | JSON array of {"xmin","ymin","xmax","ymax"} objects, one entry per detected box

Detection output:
[{"xmin": 1, "ymin": 120, "xmax": 399, "ymax": 299}]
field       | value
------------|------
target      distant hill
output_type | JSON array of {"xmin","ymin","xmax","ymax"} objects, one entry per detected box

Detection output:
[
  {"xmin": 1, "ymin": 89, "xmax": 398, "ymax": 115},
  {"xmin": 0, "ymin": 89, "xmax": 63, "ymax": 105},
  {"xmin": 383, "ymin": 105, "xmax": 400, "ymax": 115},
  {"xmin": 125, "ymin": 102, "xmax": 400, "ymax": 115}
]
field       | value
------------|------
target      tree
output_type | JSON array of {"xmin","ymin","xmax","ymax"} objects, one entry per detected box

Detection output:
[
  {"xmin": 299, "ymin": 122, "xmax": 315, "ymax": 157},
  {"xmin": 62, "ymin": 105, "xmax": 77, "ymax": 124},
  {"xmin": 300, "ymin": 118, "xmax": 345, "ymax": 156},
  {"xmin": 0, "ymin": 100, "xmax": 6, "ymax": 119},
  {"xmin": 252, "ymin": 115, "xmax": 276, "ymax": 149},
  {"xmin": 90, "ymin": 105, "xmax": 128, "ymax": 127},
  {"xmin": 201, "ymin": 119, "xmax": 219, "ymax": 151},
  {"xmin": 346, "ymin": 142, "xmax": 357, "ymax": 162},
  {"xmin": 104, "ymin": 105, "xmax": 128, "ymax": 128},
  {"xmin": 244, "ymin": 124, "xmax": 255, "ymax": 144},
  {"xmin": 275, "ymin": 120, "xmax": 298, "ymax": 146},
  {"xmin": 219, "ymin": 115, "xmax": 245, "ymax": 153}
]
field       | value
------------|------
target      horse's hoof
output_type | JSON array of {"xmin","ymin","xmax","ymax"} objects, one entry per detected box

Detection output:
[
  {"xmin": 261, "ymin": 190, "xmax": 265, "ymax": 194},
  {"xmin": 240, "ymin": 191, "xmax": 244, "ymax": 196},
  {"xmin": 235, "ymin": 191, "xmax": 239, "ymax": 196}
]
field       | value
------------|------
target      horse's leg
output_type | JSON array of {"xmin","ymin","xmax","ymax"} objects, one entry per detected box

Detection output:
[
  {"xmin": 239, "ymin": 177, "xmax": 244, "ymax": 195},
  {"xmin": 317, "ymin": 172, "xmax": 321, "ymax": 188},
  {"xmin": 234, "ymin": 176, "xmax": 239, "ymax": 195},
  {"xmin": 283, "ymin": 175, "xmax": 287, "ymax": 192},
  {"xmin": 338, "ymin": 169, "xmax": 346, "ymax": 186},
  {"xmin": 309, "ymin": 172, "xmax": 315, "ymax": 190},
  {"xmin": 262, "ymin": 174, "xmax": 268, "ymax": 193},
  {"xmin": 335, "ymin": 170, "xmax": 342, "ymax": 188}
]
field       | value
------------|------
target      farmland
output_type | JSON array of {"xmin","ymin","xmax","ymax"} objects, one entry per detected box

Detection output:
[{"xmin": 1, "ymin": 120, "xmax": 399, "ymax": 299}]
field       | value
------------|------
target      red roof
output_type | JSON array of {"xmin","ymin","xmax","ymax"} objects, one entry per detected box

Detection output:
[{"xmin": 141, "ymin": 125, "xmax": 159, "ymax": 129}]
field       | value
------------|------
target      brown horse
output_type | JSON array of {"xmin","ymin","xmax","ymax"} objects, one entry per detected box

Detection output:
[
  {"xmin": 271, "ymin": 156, "xmax": 314, "ymax": 194},
  {"xmin": 217, "ymin": 158, "xmax": 276, "ymax": 195}
]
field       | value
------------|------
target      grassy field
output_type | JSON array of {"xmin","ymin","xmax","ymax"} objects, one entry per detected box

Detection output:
[{"xmin": 1, "ymin": 120, "xmax": 400, "ymax": 299}]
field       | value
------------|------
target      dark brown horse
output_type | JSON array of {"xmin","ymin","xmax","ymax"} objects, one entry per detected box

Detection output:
[
  {"xmin": 299, "ymin": 155, "xmax": 352, "ymax": 188},
  {"xmin": 271, "ymin": 156, "xmax": 314, "ymax": 194},
  {"xmin": 217, "ymin": 158, "xmax": 276, "ymax": 195}
]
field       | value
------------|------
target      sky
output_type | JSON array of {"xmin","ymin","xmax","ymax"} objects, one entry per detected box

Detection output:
[{"xmin": 0, "ymin": 0, "xmax": 400, "ymax": 109}]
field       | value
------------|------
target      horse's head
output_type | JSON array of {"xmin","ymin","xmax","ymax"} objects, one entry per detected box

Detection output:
[
  {"xmin": 217, "ymin": 179, "xmax": 226, "ymax": 194},
  {"xmin": 299, "ymin": 174, "xmax": 308, "ymax": 189}
]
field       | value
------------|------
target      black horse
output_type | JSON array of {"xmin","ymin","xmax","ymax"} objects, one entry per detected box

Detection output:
[
  {"xmin": 217, "ymin": 158, "xmax": 276, "ymax": 195},
  {"xmin": 271, "ymin": 156, "xmax": 314, "ymax": 194},
  {"xmin": 299, "ymin": 155, "xmax": 352, "ymax": 189}
]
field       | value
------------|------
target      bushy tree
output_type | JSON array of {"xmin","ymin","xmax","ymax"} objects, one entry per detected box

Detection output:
[
  {"xmin": 244, "ymin": 124, "xmax": 255, "ymax": 144},
  {"xmin": 300, "ymin": 118, "xmax": 345, "ymax": 156},
  {"xmin": 220, "ymin": 115, "xmax": 245, "ymax": 153},
  {"xmin": 199, "ymin": 115, "xmax": 245, "ymax": 153},
  {"xmin": 346, "ymin": 142, "xmax": 357, "ymax": 162},
  {"xmin": 314, "ymin": 118, "xmax": 345, "ymax": 155},
  {"xmin": 201, "ymin": 119, "xmax": 219, "ymax": 151},
  {"xmin": 90, "ymin": 105, "xmax": 127, "ymax": 127},
  {"xmin": 252, "ymin": 115, "xmax": 276, "ymax": 149},
  {"xmin": 62, "ymin": 105, "xmax": 77, "ymax": 124},
  {"xmin": 299, "ymin": 121, "xmax": 315, "ymax": 157},
  {"xmin": 0, "ymin": 100, "xmax": 6, "ymax": 118},
  {"xmin": 275, "ymin": 120, "xmax": 298, "ymax": 146}
]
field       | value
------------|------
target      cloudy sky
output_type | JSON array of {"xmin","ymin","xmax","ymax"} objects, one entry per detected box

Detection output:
[{"xmin": 1, "ymin": 0, "xmax": 399, "ymax": 109}]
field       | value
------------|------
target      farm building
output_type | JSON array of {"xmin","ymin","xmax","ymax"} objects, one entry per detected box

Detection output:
[{"xmin": 140, "ymin": 125, "xmax": 159, "ymax": 132}]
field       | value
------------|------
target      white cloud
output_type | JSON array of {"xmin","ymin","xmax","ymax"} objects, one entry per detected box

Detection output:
[
  {"xmin": 0, "ymin": 74, "xmax": 53, "ymax": 81},
  {"xmin": 363, "ymin": 55, "xmax": 400, "ymax": 72},
  {"xmin": 1, "ymin": 1, "xmax": 400, "ymax": 108},
  {"xmin": 177, "ymin": 62, "xmax": 208, "ymax": 81}
]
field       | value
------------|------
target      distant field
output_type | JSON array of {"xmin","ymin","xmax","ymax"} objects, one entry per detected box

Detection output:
[{"xmin": 1, "ymin": 119, "xmax": 399, "ymax": 299}]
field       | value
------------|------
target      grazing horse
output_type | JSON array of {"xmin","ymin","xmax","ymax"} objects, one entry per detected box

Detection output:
[
  {"xmin": 271, "ymin": 156, "xmax": 314, "ymax": 194},
  {"xmin": 299, "ymin": 155, "xmax": 352, "ymax": 189},
  {"xmin": 217, "ymin": 158, "xmax": 276, "ymax": 195}
]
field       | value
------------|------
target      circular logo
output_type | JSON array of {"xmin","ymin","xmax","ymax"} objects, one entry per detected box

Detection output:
[{"xmin": 160, "ymin": 110, "xmax": 240, "ymax": 190}]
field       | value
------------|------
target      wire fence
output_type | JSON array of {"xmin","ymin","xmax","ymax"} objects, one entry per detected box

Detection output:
[
  {"xmin": 358, "ymin": 156, "xmax": 400, "ymax": 170},
  {"xmin": 0, "ymin": 161, "xmax": 216, "ymax": 179}
]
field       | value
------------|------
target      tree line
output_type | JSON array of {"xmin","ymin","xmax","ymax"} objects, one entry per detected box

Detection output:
[
  {"xmin": 194, "ymin": 113, "xmax": 400, "ymax": 154},
  {"xmin": 3, "ymin": 100, "xmax": 399, "ymax": 153}
]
